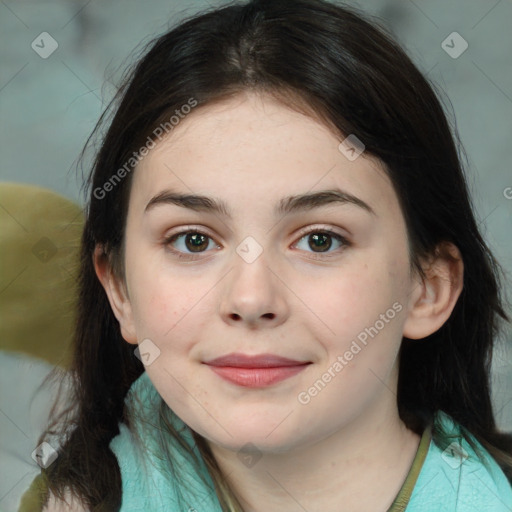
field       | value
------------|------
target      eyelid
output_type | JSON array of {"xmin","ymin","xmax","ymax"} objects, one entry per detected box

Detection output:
[
  {"xmin": 164, "ymin": 225, "xmax": 218, "ymax": 241},
  {"xmin": 293, "ymin": 224, "xmax": 349, "ymax": 241}
]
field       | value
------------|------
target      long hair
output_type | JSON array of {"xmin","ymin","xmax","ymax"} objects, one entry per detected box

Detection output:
[{"xmin": 40, "ymin": 0, "xmax": 512, "ymax": 509}]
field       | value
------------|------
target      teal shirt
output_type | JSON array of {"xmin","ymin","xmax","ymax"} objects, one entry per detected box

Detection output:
[
  {"xmin": 109, "ymin": 371, "xmax": 512, "ymax": 511},
  {"xmin": 404, "ymin": 417, "xmax": 512, "ymax": 511}
]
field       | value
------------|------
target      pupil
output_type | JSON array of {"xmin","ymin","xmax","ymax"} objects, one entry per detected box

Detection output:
[
  {"xmin": 186, "ymin": 233, "xmax": 208, "ymax": 252},
  {"xmin": 309, "ymin": 233, "xmax": 331, "ymax": 252}
]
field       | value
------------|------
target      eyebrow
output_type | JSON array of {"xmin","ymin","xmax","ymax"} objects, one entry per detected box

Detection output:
[{"xmin": 144, "ymin": 188, "xmax": 376, "ymax": 217}]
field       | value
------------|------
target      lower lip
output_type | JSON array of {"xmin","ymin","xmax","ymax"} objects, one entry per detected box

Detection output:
[{"xmin": 206, "ymin": 365, "xmax": 309, "ymax": 387}]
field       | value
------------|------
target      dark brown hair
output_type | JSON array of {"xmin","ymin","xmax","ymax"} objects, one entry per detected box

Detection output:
[{"xmin": 39, "ymin": 0, "xmax": 512, "ymax": 509}]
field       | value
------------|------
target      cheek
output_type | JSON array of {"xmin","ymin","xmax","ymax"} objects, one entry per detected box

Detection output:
[
  {"xmin": 295, "ymin": 258, "xmax": 403, "ymax": 344},
  {"xmin": 125, "ymin": 252, "xmax": 181, "ymax": 335},
  {"xmin": 134, "ymin": 287, "xmax": 192, "ymax": 340},
  {"xmin": 128, "ymin": 261, "xmax": 216, "ymax": 350}
]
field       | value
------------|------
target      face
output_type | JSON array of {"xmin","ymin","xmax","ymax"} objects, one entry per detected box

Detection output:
[{"xmin": 108, "ymin": 92, "xmax": 421, "ymax": 454}]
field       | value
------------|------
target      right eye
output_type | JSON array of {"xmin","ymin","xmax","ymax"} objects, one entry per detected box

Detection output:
[{"xmin": 164, "ymin": 228, "xmax": 221, "ymax": 260}]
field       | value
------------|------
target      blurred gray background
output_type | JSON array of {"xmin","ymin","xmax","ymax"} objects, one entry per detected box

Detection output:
[{"xmin": 1, "ymin": 0, "xmax": 511, "ymax": 510}]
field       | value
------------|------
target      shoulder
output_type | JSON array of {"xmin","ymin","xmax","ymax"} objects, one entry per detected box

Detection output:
[
  {"xmin": 407, "ymin": 412, "xmax": 512, "ymax": 511},
  {"xmin": 18, "ymin": 473, "xmax": 89, "ymax": 512},
  {"xmin": 42, "ymin": 491, "xmax": 89, "ymax": 512}
]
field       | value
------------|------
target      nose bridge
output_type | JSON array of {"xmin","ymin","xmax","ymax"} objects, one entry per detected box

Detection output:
[
  {"xmin": 230, "ymin": 235, "xmax": 276, "ymax": 302},
  {"xmin": 219, "ymin": 235, "xmax": 289, "ymax": 327}
]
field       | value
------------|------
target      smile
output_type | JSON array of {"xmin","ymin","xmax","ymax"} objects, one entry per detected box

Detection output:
[{"xmin": 203, "ymin": 353, "xmax": 311, "ymax": 388}]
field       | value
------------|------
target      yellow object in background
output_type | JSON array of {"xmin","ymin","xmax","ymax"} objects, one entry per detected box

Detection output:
[{"xmin": 0, "ymin": 183, "xmax": 83, "ymax": 369}]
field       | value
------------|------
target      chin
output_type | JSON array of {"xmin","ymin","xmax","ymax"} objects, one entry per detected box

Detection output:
[{"xmin": 201, "ymin": 420, "xmax": 304, "ymax": 454}]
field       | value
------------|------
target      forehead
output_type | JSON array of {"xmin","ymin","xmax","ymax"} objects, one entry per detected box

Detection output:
[{"xmin": 130, "ymin": 93, "xmax": 398, "ymax": 220}]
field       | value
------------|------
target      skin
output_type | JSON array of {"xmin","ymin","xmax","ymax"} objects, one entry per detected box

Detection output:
[{"xmin": 95, "ymin": 91, "xmax": 464, "ymax": 511}]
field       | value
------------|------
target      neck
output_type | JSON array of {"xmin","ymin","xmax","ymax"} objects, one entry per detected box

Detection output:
[{"xmin": 207, "ymin": 384, "xmax": 421, "ymax": 512}]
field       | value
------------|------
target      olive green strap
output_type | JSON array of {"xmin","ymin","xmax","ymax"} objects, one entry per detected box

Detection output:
[{"xmin": 387, "ymin": 424, "xmax": 432, "ymax": 512}]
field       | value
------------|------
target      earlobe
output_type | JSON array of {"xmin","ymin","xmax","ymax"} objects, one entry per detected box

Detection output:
[
  {"xmin": 402, "ymin": 242, "xmax": 464, "ymax": 340},
  {"xmin": 93, "ymin": 245, "xmax": 138, "ymax": 344}
]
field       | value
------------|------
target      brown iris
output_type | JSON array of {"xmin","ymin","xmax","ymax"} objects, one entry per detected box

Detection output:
[
  {"xmin": 308, "ymin": 232, "xmax": 332, "ymax": 252},
  {"xmin": 184, "ymin": 232, "xmax": 209, "ymax": 252}
]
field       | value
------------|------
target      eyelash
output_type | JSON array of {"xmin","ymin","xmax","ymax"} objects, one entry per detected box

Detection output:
[{"xmin": 163, "ymin": 225, "xmax": 351, "ymax": 261}]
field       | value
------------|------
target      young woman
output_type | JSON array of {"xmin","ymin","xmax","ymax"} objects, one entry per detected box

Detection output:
[{"xmin": 21, "ymin": 0, "xmax": 512, "ymax": 510}]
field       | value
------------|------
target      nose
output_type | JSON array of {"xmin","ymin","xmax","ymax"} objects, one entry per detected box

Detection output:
[{"xmin": 219, "ymin": 250, "xmax": 290, "ymax": 329}]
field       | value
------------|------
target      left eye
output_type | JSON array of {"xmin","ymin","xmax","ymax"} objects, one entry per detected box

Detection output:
[{"xmin": 293, "ymin": 230, "xmax": 348, "ymax": 254}]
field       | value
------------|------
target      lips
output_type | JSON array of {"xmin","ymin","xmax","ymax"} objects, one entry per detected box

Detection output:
[
  {"xmin": 203, "ymin": 353, "xmax": 309, "ymax": 368},
  {"xmin": 203, "ymin": 353, "xmax": 311, "ymax": 387}
]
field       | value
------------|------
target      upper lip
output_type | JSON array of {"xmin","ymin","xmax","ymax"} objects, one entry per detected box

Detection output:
[{"xmin": 203, "ymin": 353, "xmax": 311, "ymax": 368}]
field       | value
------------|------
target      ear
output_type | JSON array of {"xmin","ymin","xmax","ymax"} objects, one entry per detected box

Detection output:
[
  {"xmin": 402, "ymin": 242, "xmax": 464, "ymax": 340},
  {"xmin": 93, "ymin": 245, "xmax": 138, "ymax": 344}
]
